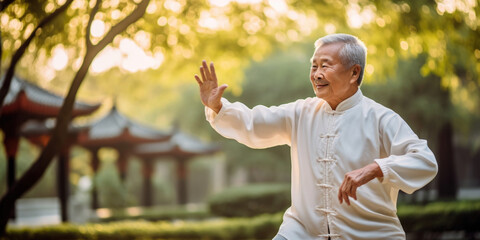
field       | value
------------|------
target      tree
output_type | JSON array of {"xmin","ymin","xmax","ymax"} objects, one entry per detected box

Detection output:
[{"xmin": 0, "ymin": 0, "xmax": 150, "ymax": 235}]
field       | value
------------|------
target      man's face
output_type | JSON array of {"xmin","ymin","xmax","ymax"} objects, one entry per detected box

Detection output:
[{"xmin": 310, "ymin": 43, "xmax": 358, "ymax": 108}]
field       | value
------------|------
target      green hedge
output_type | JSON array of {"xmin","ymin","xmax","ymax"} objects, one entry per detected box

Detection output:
[
  {"xmin": 208, "ymin": 183, "xmax": 290, "ymax": 217},
  {"xmin": 4, "ymin": 200, "xmax": 480, "ymax": 240},
  {"xmin": 5, "ymin": 213, "xmax": 284, "ymax": 240},
  {"xmin": 97, "ymin": 206, "xmax": 211, "ymax": 222},
  {"xmin": 398, "ymin": 200, "xmax": 480, "ymax": 233}
]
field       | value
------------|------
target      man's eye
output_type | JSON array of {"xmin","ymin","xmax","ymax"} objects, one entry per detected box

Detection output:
[
  {"xmin": 311, "ymin": 65, "xmax": 318, "ymax": 69},
  {"xmin": 322, "ymin": 65, "xmax": 327, "ymax": 68}
]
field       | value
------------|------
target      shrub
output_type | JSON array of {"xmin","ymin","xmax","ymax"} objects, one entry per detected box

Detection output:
[
  {"xmin": 398, "ymin": 200, "xmax": 480, "ymax": 233},
  {"xmin": 5, "ymin": 200, "xmax": 480, "ymax": 240},
  {"xmin": 5, "ymin": 213, "xmax": 284, "ymax": 240},
  {"xmin": 97, "ymin": 205, "xmax": 211, "ymax": 222},
  {"xmin": 207, "ymin": 183, "xmax": 290, "ymax": 217}
]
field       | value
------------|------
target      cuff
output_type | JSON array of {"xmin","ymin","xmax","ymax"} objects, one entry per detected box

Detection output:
[
  {"xmin": 205, "ymin": 98, "xmax": 228, "ymax": 124},
  {"xmin": 374, "ymin": 158, "xmax": 390, "ymax": 184}
]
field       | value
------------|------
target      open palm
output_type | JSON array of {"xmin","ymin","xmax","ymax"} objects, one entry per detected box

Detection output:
[{"xmin": 194, "ymin": 60, "xmax": 228, "ymax": 113}]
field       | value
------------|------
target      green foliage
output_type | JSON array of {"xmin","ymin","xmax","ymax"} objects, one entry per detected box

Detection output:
[
  {"xmin": 362, "ymin": 55, "xmax": 449, "ymax": 145},
  {"xmin": 97, "ymin": 205, "xmax": 211, "ymax": 222},
  {"xmin": 208, "ymin": 183, "xmax": 290, "ymax": 218},
  {"xmin": 4, "ymin": 200, "xmax": 480, "ymax": 239},
  {"xmin": 398, "ymin": 200, "xmax": 480, "ymax": 233},
  {"xmin": 228, "ymin": 43, "xmax": 313, "ymax": 106},
  {"xmin": 368, "ymin": 0, "xmax": 479, "ymax": 113},
  {"xmin": 5, "ymin": 213, "xmax": 284, "ymax": 240},
  {"xmin": 0, "ymin": 0, "xmax": 73, "ymax": 61},
  {"xmin": 3, "ymin": 0, "xmax": 309, "ymax": 104}
]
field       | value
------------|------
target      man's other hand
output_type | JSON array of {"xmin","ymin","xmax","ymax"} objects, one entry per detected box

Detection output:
[
  {"xmin": 338, "ymin": 162, "xmax": 383, "ymax": 205},
  {"xmin": 194, "ymin": 60, "xmax": 228, "ymax": 113}
]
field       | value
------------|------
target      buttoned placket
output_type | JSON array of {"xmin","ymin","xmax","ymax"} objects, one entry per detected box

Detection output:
[{"xmin": 316, "ymin": 111, "xmax": 341, "ymax": 239}]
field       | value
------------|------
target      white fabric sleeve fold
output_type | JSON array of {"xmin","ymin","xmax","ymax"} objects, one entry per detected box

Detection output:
[
  {"xmin": 374, "ymin": 114, "xmax": 438, "ymax": 194},
  {"xmin": 205, "ymin": 98, "xmax": 295, "ymax": 149}
]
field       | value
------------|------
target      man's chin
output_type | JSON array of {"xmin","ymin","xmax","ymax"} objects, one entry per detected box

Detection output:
[{"xmin": 314, "ymin": 90, "xmax": 328, "ymax": 99}]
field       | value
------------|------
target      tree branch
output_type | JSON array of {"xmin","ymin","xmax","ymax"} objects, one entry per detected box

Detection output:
[
  {"xmin": 85, "ymin": 0, "xmax": 102, "ymax": 50},
  {"xmin": 0, "ymin": 0, "xmax": 74, "ymax": 117},
  {"xmin": 0, "ymin": 34, "xmax": 2, "ymax": 77},
  {"xmin": 0, "ymin": 0, "xmax": 14, "ymax": 12},
  {"xmin": 94, "ymin": 0, "xmax": 149, "ymax": 50}
]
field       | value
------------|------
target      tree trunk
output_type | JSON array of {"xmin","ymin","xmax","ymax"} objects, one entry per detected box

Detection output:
[
  {"xmin": 57, "ymin": 149, "xmax": 70, "ymax": 223},
  {"xmin": 0, "ymin": 0, "xmax": 150, "ymax": 235},
  {"xmin": 437, "ymin": 121, "xmax": 457, "ymax": 199},
  {"xmin": 3, "ymin": 134, "xmax": 19, "ymax": 220}
]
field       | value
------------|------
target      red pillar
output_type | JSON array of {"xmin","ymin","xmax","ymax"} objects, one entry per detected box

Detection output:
[
  {"xmin": 142, "ymin": 160, "xmax": 154, "ymax": 207},
  {"xmin": 117, "ymin": 151, "xmax": 129, "ymax": 183},
  {"xmin": 176, "ymin": 158, "xmax": 188, "ymax": 205},
  {"xmin": 90, "ymin": 148, "xmax": 100, "ymax": 209}
]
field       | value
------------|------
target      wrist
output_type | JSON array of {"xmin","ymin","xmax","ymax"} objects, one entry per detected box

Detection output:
[
  {"xmin": 211, "ymin": 103, "xmax": 223, "ymax": 114},
  {"xmin": 370, "ymin": 162, "xmax": 383, "ymax": 178}
]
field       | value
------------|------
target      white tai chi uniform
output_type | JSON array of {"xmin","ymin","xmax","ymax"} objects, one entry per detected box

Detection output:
[{"xmin": 205, "ymin": 89, "xmax": 438, "ymax": 240}]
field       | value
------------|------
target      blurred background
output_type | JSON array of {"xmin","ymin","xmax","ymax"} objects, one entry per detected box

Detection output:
[{"xmin": 0, "ymin": 0, "xmax": 479, "ymax": 239}]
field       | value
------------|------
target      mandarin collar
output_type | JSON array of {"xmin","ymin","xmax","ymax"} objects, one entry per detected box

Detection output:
[{"xmin": 323, "ymin": 89, "xmax": 363, "ymax": 113}]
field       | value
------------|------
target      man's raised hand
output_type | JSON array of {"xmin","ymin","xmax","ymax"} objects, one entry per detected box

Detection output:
[{"xmin": 194, "ymin": 60, "xmax": 228, "ymax": 113}]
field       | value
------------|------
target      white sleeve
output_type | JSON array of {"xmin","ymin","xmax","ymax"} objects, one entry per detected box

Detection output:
[
  {"xmin": 205, "ymin": 98, "xmax": 298, "ymax": 149},
  {"xmin": 374, "ymin": 114, "xmax": 438, "ymax": 194}
]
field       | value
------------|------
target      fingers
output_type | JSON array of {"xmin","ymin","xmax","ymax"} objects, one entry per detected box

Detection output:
[
  {"xmin": 202, "ymin": 60, "xmax": 212, "ymax": 80},
  {"xmin": 210, "ymin": 62, "xmax": 217, "ymax": 82},
  {"xmin": 351, "ymin": 185, "xmax": 357, "ymax": 200},
  {"xmin": 200, "ymin": 65, "xmax": 207, "ymax": 83},
  {"xmin": 338, "ymin": 181, "xmax": 344, "ymax": 204},
  {"xmin": 338, "ymin": 176, "xmax": 358, "ymax": 206},
  {"xmin": 198, "ymin": 60, "xmax": 217, "ymax": 83},
  {"xmin": 194, "ymin": 75, "xmax": 202, "ymax": 86},
  {"xmin": 339, "ymin": 181, "xmax": 351, "ymax": 205},
  {"xmin": 343, "ymin": 192, "xmax": 350, "ymax": 205}
]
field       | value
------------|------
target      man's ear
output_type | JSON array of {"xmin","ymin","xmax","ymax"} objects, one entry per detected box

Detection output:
[{"xmin": 350, "ymin": 64, "xmax": 361, "ymax": 84}]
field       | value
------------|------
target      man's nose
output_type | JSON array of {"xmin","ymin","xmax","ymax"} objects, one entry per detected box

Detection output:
[{"xmin": 314, "ymin": 69, "xmax": 323, "ymax": 80}]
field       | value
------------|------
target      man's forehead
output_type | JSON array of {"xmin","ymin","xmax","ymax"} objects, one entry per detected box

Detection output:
[
  {"xmin": 310, "ymin": 52, "xmax": 335, "ymax": 63},
  {"xmin": 311, "ymin": 43, "xmax": 343, "ymax": 63}
]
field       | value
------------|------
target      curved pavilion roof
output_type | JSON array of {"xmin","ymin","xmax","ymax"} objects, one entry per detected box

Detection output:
[
  {"xmin": 78, "ymin": 105, "xmax": 171, "ymax": 148},
  {"xmin": 133, "ymin": 131, "xmax": 219, "ymax": 159},
  {"xmin": 1, "ymin": 76, "xmax": 100, "ymax": 118},
  {"xmin": 20, "ymin": 119, "xmax": 86, "ymax": 147}
]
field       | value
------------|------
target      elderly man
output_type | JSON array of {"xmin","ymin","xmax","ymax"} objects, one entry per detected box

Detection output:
[{"xmin": 194, "ymin": 33, "xmax": 438, "ymax": 240}]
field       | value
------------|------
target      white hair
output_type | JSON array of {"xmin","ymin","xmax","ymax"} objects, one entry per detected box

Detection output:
[{"xmin": 314, "ymin": 33, "xmax": 367, "ymax": 85}]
